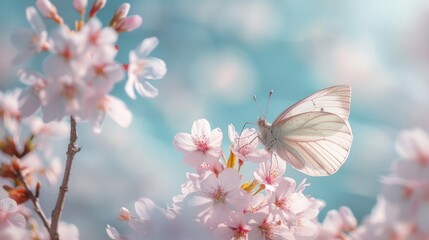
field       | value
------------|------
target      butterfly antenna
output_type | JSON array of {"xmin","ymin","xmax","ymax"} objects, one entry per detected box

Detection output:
[
  {"xmin": 253, "ymin": 95, "xmax": 265, "ymax": 117},
  {"xmin": 264, "ymin": 90, "xmax": 273, "ymax": 117}
]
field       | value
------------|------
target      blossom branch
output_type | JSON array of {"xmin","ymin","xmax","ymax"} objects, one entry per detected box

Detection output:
[
  {"xmin": 50, "ymin": 116, "xmax": 81, "ymax": 240},
  {"xmin": 15, "ymin": 170, "xmax": 52, "ymax": 236}
]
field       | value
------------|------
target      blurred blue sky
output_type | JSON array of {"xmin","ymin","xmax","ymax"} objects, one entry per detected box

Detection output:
[{"xmin": 2, "ymin": 0, "xmax": 429, "ymax": 238}]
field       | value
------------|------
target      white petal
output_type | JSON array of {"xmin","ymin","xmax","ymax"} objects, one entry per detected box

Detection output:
[
  {"xmin": 106, "ymin": 95, "xmax": 132, "ymax": 128},
  {"xmin": 136, "ymin": 37, "xmax": 159, "ymax": 57},
  {"xmin": 134, "ymin": 80, "xmax": 158, "ymax": 98},
  {"xmin": 227, "ymin": 124, "xmax": 237, "ymax": 143},
  {"xmin": 106, "ymin": 225, "xmax": 120, "ymax": 239},
  {"xmin": 141, "ymin": 57, "xmax": 167, "ymax": 80},
  {"xmin": 125, "ymin": 77, "xmax": 136, "ymax": 99},
  {"xmin": 135, "ymin": 198, "xmax": 157, "ymax": 220},
  {"xmin": 18, "ymin": 88, "xmax": 41, "ymax": 118},
  {"xmin": 26, "ymin": 6, "xmax": 46, "ymax": 33},
  {"xmin": 209, "ymin": 128, "xmax": 223, "ymax": 148}
]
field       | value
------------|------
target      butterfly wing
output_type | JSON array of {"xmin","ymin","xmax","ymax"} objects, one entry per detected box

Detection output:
[
  {"xmin": 273, "ymin": 85, "xmax": 351, "ymax": 125},
  {"xmin": 272, "ymin": 111, "xmax": 352, "ymax": 176}
]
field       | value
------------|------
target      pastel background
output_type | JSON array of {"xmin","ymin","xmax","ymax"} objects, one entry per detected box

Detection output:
[{"xmin": 1, "ymin": 0, "xmax": 429, "ymax": 238}]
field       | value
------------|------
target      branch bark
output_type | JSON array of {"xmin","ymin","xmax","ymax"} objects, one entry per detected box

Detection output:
[
  {"xmin": 50, "ymin": 116, "xmax": 80, "ymax": 240},
  {"xmin": 15, "ymin": 171, "xmax": 52, "ymax": 237}
]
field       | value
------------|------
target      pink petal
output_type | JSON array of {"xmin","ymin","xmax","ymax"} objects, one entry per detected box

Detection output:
[
  {"xmin": 191, "ymin": 119, "xmax": 211, "ymax": 138},
  {"xmin": 182, "ymin": 152, "xmax": 205, "ymax": 167},
  {"xmin": 218, "ymin": 169, "xmax": 240, "ymax": 192},
  {"xmin": 173, "ymin": 133, "xmax": 196, "ymax": 152}
]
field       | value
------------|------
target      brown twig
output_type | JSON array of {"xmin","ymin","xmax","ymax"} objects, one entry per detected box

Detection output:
[
  {"xmin": 50, "ymin": 116, "xmax": 81, "ymax": 240},
  {"xmin": 15, "ymin": 171, "xmax": 52, "ymax": 237}
]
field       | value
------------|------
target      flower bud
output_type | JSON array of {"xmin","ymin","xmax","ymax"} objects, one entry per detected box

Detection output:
[
  {"xmin": 3, "ymin": 186, "xmax": 29, "ymax": 204},
  {"xmin": 118, "ymin": 207, "xmax": 132, "ymax": 221},
  {"xmin": 89, "ymin": 0, "xmax": 107, "ymax": 18},
  {"xmin": 36, "ymin": 0, "xmax": 63, "ymax": 24},
  {"xmin": 114, "ymin": 15, "xmax": 142, "ymax": 33},
  {"xmin": 109, "ymin": 3, "xmax": 131, "ymax": 28},
  {"xmin": 73, "ymin": 0, "xmax": 88, "ymax": 15}
]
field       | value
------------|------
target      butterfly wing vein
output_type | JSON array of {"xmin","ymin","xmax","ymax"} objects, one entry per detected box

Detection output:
[{"xmin": 273, "ymin": 112, "xmax": 352, "ymax": 176}]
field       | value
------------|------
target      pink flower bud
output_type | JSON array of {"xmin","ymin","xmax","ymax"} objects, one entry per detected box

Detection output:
[
  {"xmin": 115, "ymin": 15, "xmax": 142, "ymax": 33},
  {"xmin": 89, "ymin": 0, "xmax": 107, "ymax": 18},
  {"xmin": 36, "ymin": 0, "xmax": 63, "ymax": 24},
  {"xmin": 73, "ymin": 0, "xmax": 88, "ymax": 14},
  {"xmin": 115, "ymin": 3, "xmax": 130, "ymax": 19},
  {"xmin": 118, "ymin": 207, "xmax": 132, "ymax": 221},
  {"xmin": 109, "ymin": 3, "xmax": 131, "ymax": 28}
]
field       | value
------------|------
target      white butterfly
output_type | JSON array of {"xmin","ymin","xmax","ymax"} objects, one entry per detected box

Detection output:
[{"xmin": 257, "ymin": 85, "xmax": 352, "ymax": 176}]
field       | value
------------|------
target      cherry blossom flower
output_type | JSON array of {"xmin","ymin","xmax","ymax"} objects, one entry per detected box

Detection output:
[
  {"xmin": 352, "ymin": 129, "xmax": 429, "ymax": 239},
  {"xmin": 43, "ymin": 26, "xmax": 88, "ymax": 76},
  {"xmin": 213, "ymin": 212, "xmax": 252, "ymax": 240},
  {"xmin": 317, "ymin": 206, "xmax": 357, "ymax": 240},
  {"xmin": 254, "ymin": 159, "xmax": 286, "ymax": 191},
  {"xmin": 268, "ymin": 178, "xmax": 321, "ymax": 238},
  {"xmin": 185, "ymin": 169, "xmax": 249, "ymax": 226},
  {"xmin": 173, "ymin": 118, "xmax": 223, "ymax": 167},
  {"xmin": 228, "ymin": 124, "xmax": 270, "ymax": 163},
  {"xmin": 17, "ymin": 69, "xmax": 48, "ymax": 118},
  {"xmin": 128, "ymin": 198, "xmax": 174, "ymax": 236},
  {"xmin": 40, "ymin": 71, "xmax": 88, "ymax": 122},
  {"xmin": 248, "ymin": 209, "xmax": 294, "ymax": 240},
  {"xmin": 0, "ymin": 198, "xmax": 25, "ymax": 229},
  {"xmin": 125, "ymin": 37, "xmax": 167, "ymax": 99},
  {"xmin": 80, "ymin": 18, "xmax": 118, "ymax": 62},
  {"xmin": 10, "ymin": 7, "xmax": 50, "ymax": 65}
]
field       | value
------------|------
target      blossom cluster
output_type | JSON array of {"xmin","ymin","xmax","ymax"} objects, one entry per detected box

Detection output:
[
  {"xmin": 108, "ymin": 118, "xmax": 327, "ymax": 239},
  {"xmin": 109, "ymin": 120, "xmax": 429, "ymax": 240},
  {"xmin": 14, "ymin": 0, "xmax": 166, "ymax": 133},
  {"xmin": 0, "ymin": 0, "xmax": 167, "ymax": 238},
  {"xmin": 352, "ymin": 128, "xmax": 429, "ymax": 239}
]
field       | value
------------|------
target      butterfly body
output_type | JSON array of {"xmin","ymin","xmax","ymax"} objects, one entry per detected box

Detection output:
[{"xmin": 257, "ymin": 85, "xmax": 353, "ymax": 177}]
